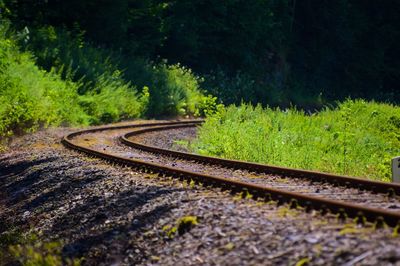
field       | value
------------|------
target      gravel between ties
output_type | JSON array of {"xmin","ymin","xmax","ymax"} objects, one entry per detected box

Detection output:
[{"xmin": 1, "ymin": 123, "xmax": 400, "ymax": 265}]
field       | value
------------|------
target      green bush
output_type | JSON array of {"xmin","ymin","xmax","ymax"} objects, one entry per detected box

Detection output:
[
  {"xmin": 0, "ymin": 23, "xmax": 89, "ymax": 139},
  {"xmin": 192, "ymin": 100, "xmax": 400, "ymax": 181},
  {"xmin": 0, "ymin": 22, "xmax": 147, "ymax": 144},
  {"xmin": 24, "ymin": 26, "xmax": 209, "ymax": 117},
  {"xmin": 24, "ymin": 25, "xmax": 121, "ymax": 93},
  {"xmin": 79, "ymin": 73, "xmax": 147, "ymax": 124},
  {"xmin": 9, "ymin": 241, "xmax": 81, "ymax": 266},
  {"xmin": 146, "ymin": 63, "xmax": 207, "ymax": 117}
]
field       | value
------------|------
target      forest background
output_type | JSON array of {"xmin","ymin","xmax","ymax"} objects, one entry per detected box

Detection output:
[{"xmin": 3, "ymin": 0, "xmax": 399, "ymax": 107}]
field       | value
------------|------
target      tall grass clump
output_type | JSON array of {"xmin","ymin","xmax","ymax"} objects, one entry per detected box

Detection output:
[{"xmin": 192, "ymin": 100, "xmax": 400, "ymax": 181}]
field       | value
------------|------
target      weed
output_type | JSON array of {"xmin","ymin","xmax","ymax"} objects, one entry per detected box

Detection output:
[
  {"xmin": 338, "ymin": 223, "xmax": 373, "ymax": 236},
  {"xmin": 189, "ymin": 179, "xmax": 196, "ymax": 189},
  {"xmin": 0, "ymin": 228, "xmax": 24, "ymax": 249},
  {"xmin": 9, "ymin": 241, "xmax": 82, "ymax": 266},
  {"xmin": 177, "ymin": 216, "xmax": 198, "ymax": 235},
  {"xmin": 392, "ymin": 224, "xmax": 400, "ymax": 238},
  {"xmin": 162, "ymin": 215, "xmax": 199, "ymax": 239},
  {"xmin": 339, "ymin": 227, "xmax": 362, "ymax": 235},
  {"xmin": 295, "ymin": 257, "xmax": 310, "ymax": 266},
  {"xmin": 162, "ymin": 225, "xmax": 177, "ymax": 239},
  {"xmin": 244, "ymin": 190, "xmax": 253, "ymax": 200},
  {"xmin": 233, "ymin": 192, "xmax": 244, "ymax": 201},
  {"xmin": 173, "ymin": 140, "xmax": 190, "ymax": 150},
  {"xmin": 0, "ymin": 227, "xmax": 80, "ymax": 266},
  {"xmin": 277, "ymin": 206, "xmax": 298, "ymax": 218}
]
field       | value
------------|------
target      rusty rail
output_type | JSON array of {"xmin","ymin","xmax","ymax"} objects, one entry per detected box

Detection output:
[
  {"xmin": 121, "ymin": 123, "xmax": 400, "ymax": 196},
  {"xmin": 63, "ymin": 121, "xmax": 400, "ymax": 227}
]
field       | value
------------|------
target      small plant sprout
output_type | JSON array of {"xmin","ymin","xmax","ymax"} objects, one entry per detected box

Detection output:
[
  {"xmin": 354, "ymin": 214, "xmax": 367, "ymax": 226},
  {"xmin": 336, "ymin": 208, "xmax": 348, "ymax": 222},
  {"xmin": 189, "ymin": 179, "xmax": 195, "ymax": 188},
  {"xmin": 233, "ymin": 192, "xmax": 243, "ymax": 201},
  {"xmin": 295, "ymin": 257, "xmax": 311, "ymax": 266},
  {"xmin": 162, "ymin": 216, "xmax": 199, "ymax": 238},
  {"xmin": 162, "ymin": 225, "xmax": 177, "ymax": 239},
  {"xmin": 373, "ymin": 217, "xmax": 388, "ymax": 230},
  {"xmin": 392, "ymin": 224, "xmax": 400, "ymax": 238},
  {"xmin": 244, "ymin": 190, "xmax": 253, "ymax": 200},
  {"xmin": 177, "ymin": 216, "xmax": 198, "ymax": 235}
]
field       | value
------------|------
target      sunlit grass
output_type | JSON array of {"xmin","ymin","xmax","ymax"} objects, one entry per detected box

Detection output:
[{"xmin": 192, "ymin": 100, "xmax": 400, "ymax": 181}]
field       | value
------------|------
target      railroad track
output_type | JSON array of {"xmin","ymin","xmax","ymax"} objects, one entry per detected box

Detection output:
[{"xmin": 62, "ymin": 120, "xmax": 400, "ymax": 227}]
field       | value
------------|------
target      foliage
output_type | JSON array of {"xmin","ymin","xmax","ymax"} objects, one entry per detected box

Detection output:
[
  {"xmin": 0, "ymin": 13, "xmax": 212, "ymax": 145},
  {"xmin": 0, "ymin": 22, "xmax": 88, "ymax": 139},
  {"xmin": 78, "ymin": 72, "xmax": 146, "ymax": 124},
  {"xmin": 192, "ymin": 100, "xmax": 400, "ymax": 181},
  {"xmin": 194, "ymin": 94, "xmax": 224, "ymax": 117},
  {"xmin": 20, "ymin": 25, "xmax": 208, "ymax": 118},
  {"xmin": 0, "ymin": 22, "xmax": 146, "ymax": 143},
  {"xmin": 162, "ymin": 215, "xmax": 198, "ymax": 239},
  {"xmin": 23, "ymin": 25, "xmax": 124, "ymax": 93},
  {"xmin": 4, "ymin": 0, "xmax": 399, "ymax": 109},
  {"xmin": 0, "ymin": 227, "xmax": 80, "ymax": 266},
  {"xmin": 146, "ymin": 63, "xmax": 208, "ymax": 116},
  {"xmin": 9, "ymin": 241, "xmax": 81, "ymax": 266}
]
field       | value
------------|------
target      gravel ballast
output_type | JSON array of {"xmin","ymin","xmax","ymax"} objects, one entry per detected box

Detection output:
[{"xmin": 1, "ymin": 123, "xmax": 399, "ymax": 265}]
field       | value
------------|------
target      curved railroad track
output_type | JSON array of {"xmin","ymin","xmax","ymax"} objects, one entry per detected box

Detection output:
[{"xmin": 62, "ymin": 120, "xmax": 400, "ymax": 227}]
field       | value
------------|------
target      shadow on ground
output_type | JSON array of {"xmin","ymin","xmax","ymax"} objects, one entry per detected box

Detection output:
[{"xmin": 0, "ymin": 152, "xmax": 182, "ymax": 264}]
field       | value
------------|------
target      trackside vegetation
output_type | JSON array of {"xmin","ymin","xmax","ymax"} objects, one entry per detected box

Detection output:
[
  {"xmin": 0, "ymin": 22, "xmax": 146, "ymax": 140},
  {"xmin": 192, "ymin": 100, "xmax": 400, "ymax": 181},
  {"xmin": 0, "ymin": 21, "xmax": 215, "ymax": 147}
]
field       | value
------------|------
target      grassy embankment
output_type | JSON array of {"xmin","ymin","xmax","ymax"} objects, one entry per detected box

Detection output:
[
  {"xmin": 192, "ymin": 100, "xmax": 400, "ymax": 181},
  {"xmin": 0, "ymin": 22, "xmax": 216, "ymax": 150}
]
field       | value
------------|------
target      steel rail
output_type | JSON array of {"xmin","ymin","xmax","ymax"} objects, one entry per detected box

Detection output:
[
  {"xmin": 62, "ymin": 121, "xmax": 400, "ymax": 227},
  {"xmin": 121, "ymin": 124, "xmax": 400, "ymax": 196},
  {"xmin": 65, "ymin": 120, "xmax": 203, "ymax": 139}
]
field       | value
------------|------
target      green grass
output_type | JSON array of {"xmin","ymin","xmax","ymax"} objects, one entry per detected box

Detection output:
[{"xmin": 192, "ymin": 100, "xmax": 400, "ymax": 181}]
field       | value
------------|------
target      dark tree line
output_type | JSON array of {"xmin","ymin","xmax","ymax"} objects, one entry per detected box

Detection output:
[{"xmin": 3, "ymin": 0, "xmax": 400, "ymax": 106}]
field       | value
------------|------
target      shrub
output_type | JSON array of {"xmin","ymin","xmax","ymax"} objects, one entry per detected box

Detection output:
[
  {"xmin": 146, "ymin": 63, "xmax": 207, "ymax": 117},
  {"xmin": 0, "ymin": 22, "xmax": 147, "ymax": 144},
  {"xmin": 78, "ymin": 72, "xmax": 147, "ymax": 124},
  {"xmin": 10, "ymin": 241, "xmax": 81, "ymax": 266},
  {"xmin": 24, "ymin": 26, "xmax": 209, "ymax": 118},
  {"xmin": 0, "ymin": 23, "xmax": 89, "ymax": 139},
  {"xmin": 24, "ymin": 25, "xmax": 121, "ymax": 93}
]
